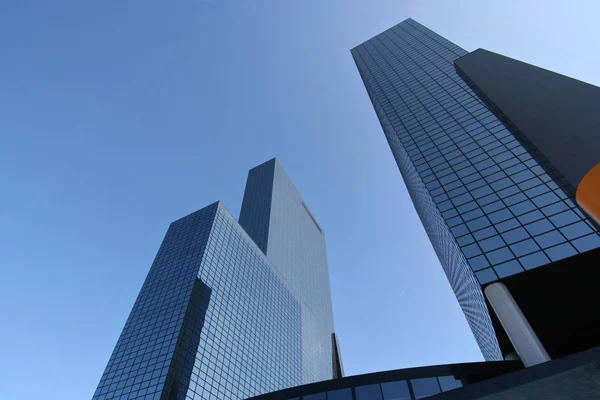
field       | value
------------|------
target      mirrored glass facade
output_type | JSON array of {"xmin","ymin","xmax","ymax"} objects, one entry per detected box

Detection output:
[
  {"xmin": 269, "ymin": 376, "xmax": 459, "ymax": 400},
  {"xmin": 94, "ymin": 159, "xmax": 335, "ymax": 400},
  {"xmin": 240, "ymin": 159, "xmax": 335, "ymax": 383},
  {"xmin": 249, "ymin": 364, "xmax": 476, "ymax": 400},
  {"xmin": 250, "ymin": 347, "xmax": 600, "ymax": 400},
  {"xmin": 351, "ymin": 18, "xmax": 600, "ymax": 360}
]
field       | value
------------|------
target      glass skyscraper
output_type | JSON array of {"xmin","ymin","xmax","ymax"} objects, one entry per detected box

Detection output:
[
  {"xmin": 352, "ymin": 18, "xmax": 600, "ymax": 361},
  {"xmin": 93, "ymin": 158, "xmax": 338, "ymax": 400}
]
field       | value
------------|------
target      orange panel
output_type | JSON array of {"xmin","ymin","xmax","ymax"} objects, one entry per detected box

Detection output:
[{"xmin": 577, "ymin": 163, "xmax": 600, "ymax": 225}]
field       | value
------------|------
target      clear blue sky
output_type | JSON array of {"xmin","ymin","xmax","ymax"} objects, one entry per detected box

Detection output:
[{"xmin": 1, "ymin": 1, "xmax": 599, "ymax": 399}]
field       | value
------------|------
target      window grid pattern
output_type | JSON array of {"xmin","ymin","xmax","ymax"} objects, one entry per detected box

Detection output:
[
  {"xmin": 189, "ymin": 203, "xmax": 307, "ymax": 399},
  {"xmin": 93, "ymin": 203, "xmax": 219, "ymax": 400},
  {"xmin": 241, "ymin": 159, "xmax": 335, "ymax": 383},
  {"xmin": 354, "ymin": 19, "xmax": 600, "ymax": 282},
  {"xmin": 275, "ymin": 374, "xmax": 461, "ymax": 400},
  {"xmin": 239, "ymin": 159, "xmax": 276, "ymax": 254},
  {"xmin": 351, "ymin": 19, "xmax": 600, "ymax": 356},
  {"xmin": 351, "ymin": 20, "xmax": 499, "ymax": 360},
  {"xmin": 94, "ymin": 201, "xmax": 332, "ymax": 400}
]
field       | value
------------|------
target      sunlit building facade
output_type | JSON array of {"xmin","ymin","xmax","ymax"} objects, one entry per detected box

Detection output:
[
  {"xmin": 92, "ymin": 159, "xmax": 339, "ymax": 400},
  {"xmin": 352, "ymin": 18, "xmax": 600, "ymax": 361}
]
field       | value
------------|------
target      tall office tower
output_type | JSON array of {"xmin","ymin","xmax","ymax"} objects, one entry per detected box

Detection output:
[
  {"xmin": 239, "ymin": 159, "xmax": 338, "ymax": 382},
  {"xmin": 352, "ymin": 19, "xmax": 600, "ymax": 362},
  {"xmin": 92, "ymin": 158, "xmax": 339, "ymax": 400}
]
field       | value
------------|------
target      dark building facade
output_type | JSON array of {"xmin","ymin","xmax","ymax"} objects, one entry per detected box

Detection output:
[
  {"xmin": 92, "ymin": 159, "xmax": 338, "ymax": 400},
  {"xmin": 454, "ymin": 49, "xmax": 600, "ymax": 192},
  {"xmin": 239, "ymin": 159, "xmax": 337, "ymax": 383},
  {"xmin": 351, "ymin": 19, "xmax": 600, "ymax": 361},
  {"xmin": 454, "ymin": 49, "xmax": 600, "ymax": 226},
  {"xmin": 247, "ymin": 345, "xmax": 600, "ymax": 400},
  {"xmin": 246, "ymin": 360, "xmax": 521, "ymax": 400}
]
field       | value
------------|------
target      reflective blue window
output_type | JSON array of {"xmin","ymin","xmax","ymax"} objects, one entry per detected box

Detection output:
[
  {"xmin": 446, "ymin": 180, "xmax": 464, "ymax": 192},
  {"xmin": 496, "ymin": 218, "xmax": 521, "ymax": 233},
  {"xmin": 327, "ymin": 388, "xmax": 352, "ymax": 400},
  {"xmin": 355, "ymin": 384, "xmax": 383, "ymax": 400},
  {"xmin": 509, "ymin": 200, "xmax": 535, "ymax": 216},
  {"xmin": 488, "ymin": 208, "xmax": 513, "ymax": 223},
  {"xmin": 430, "ymin": 187, "xmax": 445, "ymax": 197},
  {"xmin": 525, "ymin": 220, "xmax": 554, "ymax": 236},
  {"xmin": 304, "ymin": 393, "xmax": 326, "ymax": 400},
  {"xmin": 457, "ymin": 201, "xmax": 479, "ymax": 213},
  {"xmin": 517, "ymin": 210, "xmax": 544, "ymax": 225},
  {"xmin": 512, "ymin": 169, "xmax": 535, "ymax": 183},
  {"xmin": 447, "ymin": 216, "xmax": 463, "ymax": 227},
  {"xmin": 479, "ymin": 235, "xmax": 506, "ymax": 252},
  {"xmin": 525, "ymin": 184, "xmax": 549, "ymax": 198},
  {"xmin": 469, "ymin": 255, "xmax": 490, "ymax": 271},
  {"xmin": 520, "ymin": 251, "xmax": 551, "ymax": 269},
  {"xmin": 467, "ymin": 216, "xmax": 491, "ymax": 231},
  {"xmin": 490, "ymin": 177, "xmax": 512, "ymax": 191},
  {"xmin": 456, "ymin": 234, "xmax": 475, "ymax": 246},
  {"xmin": 462, "ymin": 208, "xmax": 484, "ymax": 222},
  {"xmin": 476, "ymin": 268, "xmax": 498, "ymax": 284},
  {"xmin": 504, "ymin": 193, "xmax": 527, "ymax": 206},
  {"xmin": 477, "ymin": 193, "xmax": 500, "ymax": 206},
  {"xmin": 510, "ymin": 239, "xmax": 540, "ymax": 257},
  {"xmin": 572, "ymin": 234, "xmax": 600, "ymax": 253},
  {"xmin": 448, "ymin": 186, "xmax": 467, "ymax": 198},
  {"xmin": 473, "ymin": 226, "xmax": 497, "ymax": 240},
  {"xmin": 559, "ymin": 221, "xmax": 593, "ymax": 240},
  {"xmin": 534, "ymin": 230, "xmax": 566, "ymax": 248},
  {"xmin": 426, "ymin": 180, "xmax": 440, "ymax": 191},
  {"xmin": 573, "ymin": 208, "xmax": 587, "ymax": 219},
  {"xmin": 502, "ymin": 227, "xmax": 530, "ymax": 245},
  {"xmin": 486, "ymin": 247, "xmax": 514, "ymax": 264},
  {"xmin": 411, "ymin": 377, "xmax": 441, "ymax": 399},
  {"xmin": 480, "ymin": 165, "xmax": 501, "ymax": 178},
  {"xmin": 437, "ymin": 376, "xmax": 462, "ymax": 392},
  {"xmin": 545, "ymin": 243, "xmax": 577, "ymax": 261},
  {"xmin": 381, "ymin": 381, "xmax": 411, "ymax": 400},
  {"xmin": 482, "ymin": 200, "xmax": 505, "ymax": 213},
  {"xmin": 450, "ymin": 224, "xmax": 469, "ymax": 237},
  {"xmin": 541, "ymin": 201, "xmax": 568, "ymax": 217},
  {"xmin": 452, "ymin": 193, "xmax": 474, "ymax": 206},
  {"xmin": 439, "ymin": 173, "xmax": 459, "ymax": 185},
  {"xmin": 497, "ymin": 184, "xmax": 520, "ymax": 199},
  {"xmin": 518, "ymin": 177, "xmax": 543, "ymax": 191},
  {"xmin": 493, "ymin": 153, "xmax": 512, "ymax": 164},
  {"xmin": 462, "ymin": 243, "xmax": 482, "ymax": 258},
  {"xmin": 545, "ymin": 178, "xmax": 559, "ymax": 188},
  {"xmin": 466, "ymin": 178, "xmax": 486, "ymax": 191},
  {"xmin": 438, "ymin": 200, "xmax": 453, "ymax": 212},
  {"xmin": 531, "ymin": 192, "xmax": 560, "ymax": 208},
  {"xmin": 549, "ymin": 210, "xmax": 579, "ymax": 228},
  {"xmin": 434, "ymin": 193, "xmax": 449, "ymax": 204},
  {"xmin": 494, "ymin": 260, "xmax": 524, "ymax": 278},
  {"xmin": 564, "ymin": 199, "xmax": 577, "ymax": 208},
  {"xmin": 471, "ymin": 185, "xmax": 493, "ymax": 199}
]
